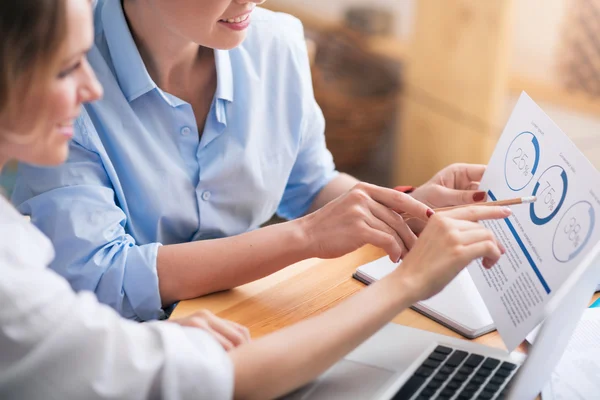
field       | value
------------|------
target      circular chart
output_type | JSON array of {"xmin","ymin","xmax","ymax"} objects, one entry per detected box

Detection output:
[
  {"xmin": 552, "ymin": 201, "xmax": 595, "ymax": 262},
  {"xmin": 530, "ymin": 165, "xmax": 568, "ymax": 225},
  {"xmin": 504, "ymin": 131, "xmax": 540, "ymax": 191}
]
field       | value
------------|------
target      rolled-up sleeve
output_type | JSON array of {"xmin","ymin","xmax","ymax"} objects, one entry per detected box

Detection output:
[
  {"xmin": 276, "ymin": 16, "xmax": 338, "ymax": 220},
  {"xmin": 12, "ymin": 117, "xmax": 164, "ymax": 321}
]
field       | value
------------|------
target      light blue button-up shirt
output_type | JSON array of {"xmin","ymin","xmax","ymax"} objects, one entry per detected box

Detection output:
[{"xmin": 12, "ymin": 0, "xmax": 337, "ymax": 321}]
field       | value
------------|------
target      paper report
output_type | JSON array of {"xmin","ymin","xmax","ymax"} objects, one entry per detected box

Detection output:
[{"xmin": 468, "ymin": 92, "xmax": 600, "ymax": 350}]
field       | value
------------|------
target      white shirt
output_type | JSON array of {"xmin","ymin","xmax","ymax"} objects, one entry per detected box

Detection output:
[{"xmin": 0, "ymin": 196, "xmax": 233, "ymax": 399}]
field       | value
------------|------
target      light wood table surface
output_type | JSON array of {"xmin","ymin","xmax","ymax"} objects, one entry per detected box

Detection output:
[
  {"xmin": 174, "ymin": 245, "xmax": 600, "ymax": 354},
  {"xmin": 173, "ymin": 245, "xmax": 599, "ymax": 400}
]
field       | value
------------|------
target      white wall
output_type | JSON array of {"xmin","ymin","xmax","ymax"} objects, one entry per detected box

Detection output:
[{"xmin": 285, "ymin": 0, "xmax": 567, "ymax": 84}]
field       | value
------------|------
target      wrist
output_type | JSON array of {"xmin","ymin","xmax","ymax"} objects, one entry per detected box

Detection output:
[
  {"xmin": 372, "ymin": 270, "xmax": 419, "ymax": 314},
  {"xmin": 286, "ymin": 217, "xmax": 319, "ymax": 259},
  {"xmin": 384, "ymin": 264, "xmax": 423, "ymax": 306}
]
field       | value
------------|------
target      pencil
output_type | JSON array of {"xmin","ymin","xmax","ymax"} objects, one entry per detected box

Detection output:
[{"xmin": 433, "ymin": 196, "xmax": 537, "ymax": 213}]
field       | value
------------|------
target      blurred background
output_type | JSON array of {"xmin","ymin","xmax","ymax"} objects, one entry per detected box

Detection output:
[
  {"xmin": 3, "ymin": 0, "xmax": 600, "ymax": 195},
  {"xmin": 263, "ymin": 0, "xmax": 600, "ymax": 188}
]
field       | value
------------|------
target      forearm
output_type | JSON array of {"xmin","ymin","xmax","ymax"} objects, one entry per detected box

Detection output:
[
  {"xmin": 157, "ymin": 219, "xmax": 313, "ymax": 305},
  {"xmin": 229, "ymin": 273, "xmax": 415, "ymax": 400},
  {"xmin": 307, "ymin": 173, "xmax": 359, "ymax": 214}
]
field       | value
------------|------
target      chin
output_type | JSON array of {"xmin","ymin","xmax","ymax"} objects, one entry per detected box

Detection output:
[
  {"xmin": 211, "ymin": 34, "xmax": 247, "ymax": 50},
  {"xmin": 23, "ymin": 145, "xmax": 69, "ymax": 167}
]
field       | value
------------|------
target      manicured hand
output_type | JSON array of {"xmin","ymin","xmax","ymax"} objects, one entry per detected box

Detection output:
[
  {"xmin": 393, "ymin": 205, "xmax": 510, "ymax": 303},
  {"xmin": 300, "ymin": 182, "xmax": 434, "ymax": 262},
  {"xmin": 169, "ymin": 310, "xmax": 251, "ymax": 351},
  {"xmin": 402, "ymin": 163, "xmax": 488, "ymax": 233},
  {"xmin": 410, "ymin": 163, "xmax": 488, "ymax": 208}
]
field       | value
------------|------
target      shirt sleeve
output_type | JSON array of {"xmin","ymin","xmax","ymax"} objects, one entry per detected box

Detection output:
[
  {"xmin": 0, "ymin": 238, "xmax": 233, "ymax": 399},
  {"xmin": 276, "ymin": 16, "xmax": 339, "ymax": 220},
  {"xmin": 11, "ymin": 113, "xmax": 165, "ymax": 322}
]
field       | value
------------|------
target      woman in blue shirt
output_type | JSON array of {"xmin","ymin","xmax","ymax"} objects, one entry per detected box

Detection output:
[{"xmin": 12, "ymin": 0, "xmax": 490, "ymax": 321}]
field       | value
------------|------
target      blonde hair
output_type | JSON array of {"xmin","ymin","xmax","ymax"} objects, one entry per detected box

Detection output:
[{"xmin": 0, "ymin": 0, "xmax": 68, "ymax": 133}]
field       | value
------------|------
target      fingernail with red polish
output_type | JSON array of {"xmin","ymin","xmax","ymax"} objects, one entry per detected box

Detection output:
[
  {"xmin": 426, "ymin": 209, "xmax": 434, "ymax": 218},
  {"xmin": 473, "ymin": 191, "xmax": 487, "ymax": 202},
  {"xmin": 499, "ymin": 243, "xmax": 506, "ymax": 254}
]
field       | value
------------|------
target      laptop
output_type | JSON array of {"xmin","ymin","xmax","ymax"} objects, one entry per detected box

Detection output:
[{"xmin": 284, "ymin": 241, "xmax": 600, "ymax": 400}]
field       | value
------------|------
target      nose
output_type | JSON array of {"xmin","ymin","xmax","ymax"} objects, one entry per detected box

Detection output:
[{"xmin": 78, "ymin": 59, "xmax": 103, "ymax": 104}]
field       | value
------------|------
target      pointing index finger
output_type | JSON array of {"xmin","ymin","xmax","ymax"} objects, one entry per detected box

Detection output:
[
  {"xmin": 442, "ymin": 205, "xmax": 512, "ymax": 222},
  {"xmin": 363, "ymin": 183, "xmax": 433, "ymax": 221}
]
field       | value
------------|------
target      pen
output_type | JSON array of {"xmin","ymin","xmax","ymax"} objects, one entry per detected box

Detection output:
[{"xmin": 433, "ymin": 196, "xmax": 537, "ymax": 213}]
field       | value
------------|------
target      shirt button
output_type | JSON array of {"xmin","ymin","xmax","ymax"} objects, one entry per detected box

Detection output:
[
  {"xmin": 201, "ymin": 191, "xmax": 211, "ymax": 201},
  {"xmin": 180, "ymin": 126, "xmax": 191, "ymax": 136}
]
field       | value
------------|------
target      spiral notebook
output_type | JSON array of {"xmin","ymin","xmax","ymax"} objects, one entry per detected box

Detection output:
[{"xmin": 353, "ymin": 256, "xmax": 495, "ymax": 339}]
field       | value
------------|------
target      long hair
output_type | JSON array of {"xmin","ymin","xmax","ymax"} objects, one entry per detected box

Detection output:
[{"xmin": 0, "ymin": 0, "xmax": 68, "ymax": 129}]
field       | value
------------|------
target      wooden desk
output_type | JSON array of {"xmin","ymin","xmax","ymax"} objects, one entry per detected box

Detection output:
[
  {"xmin": 173, "ymin": 246, "xmax": 599, "ymax": 400},
  {"xmin": 175, "ymin": 245, "xmax": 600, "ymax": 353}
]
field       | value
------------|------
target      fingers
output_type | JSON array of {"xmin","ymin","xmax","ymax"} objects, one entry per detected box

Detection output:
[
  {"xmin": 202, "ymin": 325, "xmax": 236, "ymax": 351},
  {"xmin": 442, "ymin": 205, "xmax": 512, "ymax": 222},
  {"xmin": 437, "ymin": 186, "xmax": 488, "ymax": 206},
  {"xmin": 455, "ymin": 163, "xmax": 486, "ymax": 184},
  {"xmin": 467, "ymin": 182, "xmax": 481, "ymax": 191},
  {"xmin": 366, "ymin": 226, "xmax": 404, "ymax": 262},
  {"xmin": 232, "ymin": 321, "xmax": 251, "ymax": 342},
  {"xmin": 449, "ymin": 219, "xmax": 484, "ymax": 231},
  {"xmin": 370, "ymin": 201, "xmax": 418, "ymax": 252},
  {"xmin": 205, "ymin": 314, "xmax": 250, "ymax": 349},
  {"xmin": 179, "ymin": 311, "xmax": 251, "ymax": 351},
  {"xmin": 462, "ymin": 240, "xmax": 503, "ymax": 269},
  {"xmin": 358, "ymin": 182, "xmax": 433, "ymax": 221},
  {"xmin": 459, "ymin": 228, "xmax": 506, "ymax": 254}
]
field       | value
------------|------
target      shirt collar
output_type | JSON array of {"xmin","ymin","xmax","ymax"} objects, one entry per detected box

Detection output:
[
  {"xmin": 101, "ymin": 0, "xmax": 156, "ymax": 102},
  {"xmin": 101, "ymin": 1, "xmax": 234, "ymax": 104},
  {"xmin": 215, "ymin": 50, "xmax": 234, "ymax": 103}
]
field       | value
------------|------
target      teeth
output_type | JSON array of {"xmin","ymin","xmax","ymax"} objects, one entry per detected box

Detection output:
[{"xmin": 221, "ymin": 14, "xmax": 249, "ymax": 24}]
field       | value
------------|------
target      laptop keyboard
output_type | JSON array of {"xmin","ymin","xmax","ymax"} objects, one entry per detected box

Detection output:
[{"xmin": 392, "ymin": 345, "xmax": 518, "ymax": 400}]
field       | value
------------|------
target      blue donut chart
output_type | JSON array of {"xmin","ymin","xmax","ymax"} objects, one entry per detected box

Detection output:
[
  {"xmin": 530, "ymin": 165, "xmax": 568, "ymax": 225},
  {"xmin": 552, "ymin": 201, "xmax": 595, "ymax": 263},
  {"xmin": 504, "ymin": 131, "xmax": 540, "ymax": 191}
]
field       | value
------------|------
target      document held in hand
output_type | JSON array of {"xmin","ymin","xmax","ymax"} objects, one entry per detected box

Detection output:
[
  {"xmin": 355, "ymin": 93, "xmax": 600, "ymax": 350},
  {"xmin": 469, "ymin": 92, "xmax": 600, "ymax": 350}
]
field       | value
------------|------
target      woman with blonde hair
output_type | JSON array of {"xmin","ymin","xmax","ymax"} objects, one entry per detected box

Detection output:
[{"xmin": 0, "ymin": 0, "xmax": 508, "ymax": 398}]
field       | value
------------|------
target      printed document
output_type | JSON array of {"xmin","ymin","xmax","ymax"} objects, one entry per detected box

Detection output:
[{"xmin": 468, "ymin": 92, "xmax": 600, "ymax": 350}]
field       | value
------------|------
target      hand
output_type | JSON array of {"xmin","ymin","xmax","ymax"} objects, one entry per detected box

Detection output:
[
  {"xmin": 169, "ymin": 310, "xmax": 251, "ymax": 351},
  {"xmin": 392, "ymin": 205, "xmax": 510, "ymax": 303},
  {"xmin": 409, "ymin": 163, "xmax": 488, "ymax": 208},
  {"xmin": 402, "ymin": 163, "xmax": 488, "ymax": 234},
  {"xmin": 300, "ymin": 182, "xmax": 434, "ymax": 262}
]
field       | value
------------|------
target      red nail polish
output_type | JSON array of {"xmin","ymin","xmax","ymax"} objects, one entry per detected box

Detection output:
[
  {"xmin": 426, "ymin": 209, "xmax": 434, "ymax": 218},
  {"xmin": 473, "ymin": 192, "xmax": 486, "ymax": 202}
]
